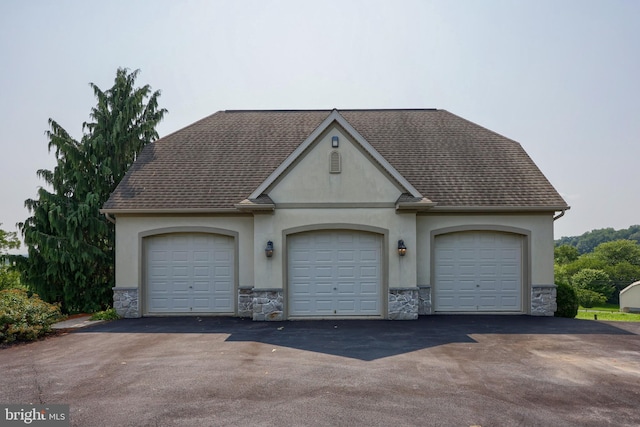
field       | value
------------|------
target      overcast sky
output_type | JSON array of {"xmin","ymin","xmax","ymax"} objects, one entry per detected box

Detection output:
[{"xmin": 1, "ymin": 0, "xmax": 638, "ymax": 253}]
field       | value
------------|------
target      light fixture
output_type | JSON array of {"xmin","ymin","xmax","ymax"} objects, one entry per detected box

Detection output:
[
  {"xmin": 398, "ymin": 240, "xmax": 407, "ymax": 256},
  {"xmin": 332, "ymin": 136, "xmax": 339, "ymax": 148},
  {"xmin": 265, "ymin": 241, "xmax": 274, "ymax": 258}
]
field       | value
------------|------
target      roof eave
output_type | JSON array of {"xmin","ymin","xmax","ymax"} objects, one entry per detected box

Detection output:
[
  {"xmin": 395, "ymin": 198, "xmax": 438, "ymax": 212},
  {"xmin": 233, "ymin": 204, "xmax": 276, "ymax": 212},
  {"xmin": 424, "ymin": 205, "xmax": 570, "ymax": 213},
  {"xmin": 100, "ymin": 208, "xmax": 241, "ymax": 215}
]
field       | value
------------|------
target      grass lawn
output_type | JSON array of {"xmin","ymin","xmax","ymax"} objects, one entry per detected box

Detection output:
[{"xmin": 576, "ymin": 303, "xmax": 640, "ymax": 322}]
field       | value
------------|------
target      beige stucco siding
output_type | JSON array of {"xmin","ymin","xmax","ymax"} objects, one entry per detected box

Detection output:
[
  {"xmin": 114, "ymin": 215, "xmax": 254, "ymax": 290},
  {"xmin": 268, "ymin": 126, "xmax": 403, "ymax": 204},
  {"xmin": 416, "ymin": 213, "xmax": 556, "ymax": 287},
  {"xmin": 253, "ymin": 208, "xmax": 417, "ymax": 290}
]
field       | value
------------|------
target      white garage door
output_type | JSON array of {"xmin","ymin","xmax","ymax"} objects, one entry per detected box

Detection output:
[
  {"xmin": 145, "ymin": 233, "xmax": 234, "ymax": 314},
  {"xmin": 288, "ymin": 230, "xmax": 382, "ymax": 318},
  {"xmin": 434, "ymin": 231, "xmax": 523, "ymax": 312}
]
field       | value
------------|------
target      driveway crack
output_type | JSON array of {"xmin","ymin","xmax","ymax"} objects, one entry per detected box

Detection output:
[{"xmin": 31, "ymin": 363, "xmax": 45, "ymax": 404}]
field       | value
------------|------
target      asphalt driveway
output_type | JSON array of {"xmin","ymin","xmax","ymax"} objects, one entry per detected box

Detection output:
[{"xmin": 1, "ymin": 316, "xmax": 639, "ymax": 427}]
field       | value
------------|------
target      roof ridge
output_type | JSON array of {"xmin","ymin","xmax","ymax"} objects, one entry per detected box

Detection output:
[{"xmin": 223, "ymin": 108, "xmax": 440, "ymax": 113}]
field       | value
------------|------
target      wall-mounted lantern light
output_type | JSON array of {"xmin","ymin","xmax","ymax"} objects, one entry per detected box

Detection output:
[
  {"xmin": 265, "ymin": 241, "xmax": 274, "ymax": 258},
  {"xmin": 398, "ymin": 240, "xmax": 407, "ymax": 256},
  {"xmin": 332, "ymin": 136, "xmax": 339, "ymax": 148}
]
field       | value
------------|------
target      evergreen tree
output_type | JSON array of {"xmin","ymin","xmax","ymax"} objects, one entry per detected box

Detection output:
[{"xmin": 18, "ymin": 68, "xmax": 166, "ymax": 312}]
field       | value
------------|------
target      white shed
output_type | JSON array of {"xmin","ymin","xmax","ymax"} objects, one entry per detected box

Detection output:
[{"xmin": 620, "ymin": 281, "xmax": 640, "ymax": 313}]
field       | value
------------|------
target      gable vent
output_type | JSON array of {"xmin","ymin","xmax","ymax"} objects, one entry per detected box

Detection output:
[{"xmin": 329, "ymin": 151, "xmax": 341, "ymax": 174}]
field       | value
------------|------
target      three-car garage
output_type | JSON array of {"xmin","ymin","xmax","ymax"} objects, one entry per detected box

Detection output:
[{"xmin": 141, "ymin": 229, "xmax": 527, "ymax": 318}]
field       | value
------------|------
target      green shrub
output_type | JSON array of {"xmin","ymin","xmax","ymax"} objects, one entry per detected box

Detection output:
[
  {"xmin": 0, "ymin": 265, "xmax": 22, "ymax": 291},
  {"xmin": 90, "ymin": 308, "xmax": 120, "ymax": 321},
  {"xmin": 574, "ymin": 287, "xmax": 607, "ymax": 308},
  {"xmin": 571, "ymin": 268, "xmax": 615, "ymax": 300},
  {"xmin": 0, "ymin": 289, "xmax": 64, "ymax": 343},
  {"xmin": 555, "ymin": 282, "xmax": 578, "ymax": 318}
]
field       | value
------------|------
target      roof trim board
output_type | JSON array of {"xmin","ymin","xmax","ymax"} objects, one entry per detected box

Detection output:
[
  {"xmin": 423, "ymin": 206, "xmax": 571, "ymax": 213},
  {"xmin": 100, "ymin": 208, "xmax": 241, "ymax": 215}
]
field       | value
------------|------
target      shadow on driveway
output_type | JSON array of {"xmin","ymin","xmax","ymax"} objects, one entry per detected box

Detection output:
[{"xmin": 76, "ymin": 316, "xmax": 638, "ymax": 361}]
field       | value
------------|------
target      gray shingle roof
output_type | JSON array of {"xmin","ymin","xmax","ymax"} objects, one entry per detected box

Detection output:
[{"xmin": 103, "ymin": 109, "xmax": 568, "ymax": 211}]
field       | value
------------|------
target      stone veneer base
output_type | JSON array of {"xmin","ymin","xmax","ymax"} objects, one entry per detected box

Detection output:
[
  {"xmin": 112, "ymin": 284, "xmax": 558, "ymax": 321},
  {"xmin": 531, "ymin": 284, "xmax": 557, "ymax": 316},
  {"xmin": 113, "ymin": 287, "xmax": 140, "ymax": 318},
  {"xmin": 388, "ymin": 288, "xmax": 419, "ymax": 320},
  {"xmin": 252, "ymin": 289, "xmax": 283, "ymax": 321}
]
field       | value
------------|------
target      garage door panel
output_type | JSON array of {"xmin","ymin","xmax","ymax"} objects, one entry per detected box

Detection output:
[
  {"xmin": 360, "ymin": 250, "xmax": 378, "ymax": 262},
  {"xmin": 502, "ymin": 264, "xmax": 518, "ymax": 275},
  {"xmin": 172, "ymin": 251, "xmax": 188, "ymax": 262},
  {"xmin": 290, "ymin": 299, "xmax": 311, "ymax": 313},
  {"xmin": 171, "ymin": 297, "xmax": 189, "ymax": 309},
  {"xmin": 315, "ymin": 250, "xmax": 333, "ymax": 262},
  {"xmin": 150, "ymin": 297, "xmax": 170, "ymax": 310},
  {"xmin": 150, "ymin": 265, "xmax": 168, "ymax": 276},
  {"xmin": 214, "ymin": 265, "xmax": 230, "ymax": 276},
  {"xmin": 194, "ymin": 266, "xmax": 210, "ymax": 277},
  {"xmin": 337, "ymin": 250, "xmax": 355, "ymax": 261},
  {"xmin": 480, "ymin": 280, "xmax": 499, "ymax": 291},
  {"xmin": 193, "ymin": 297, "xmax": 211, "ymax": 308},
  {"xmin": 480, "ymin": 248, "xmax": 496, "ymax": 258},
  {"xmin": 192, "ymin": 251, "xmax": 208, "ymax": 262},
  {"xmin": 457, "ymin": 280, "xmax": 475, "ymax": 291},
  {"xmin": 360, "ymin": 282, "xmax": 378, "ymax": 294},
  {"xmin": 291, "ymin": 265, "xmax": 311, "ymax": 278},
  {"xmin": 172, "ymin": 281, "xmax": 189, "ymax": 292},
  {"xmin": 338, "ymin": 283, "xmax": 355, "ymax": 294},
  {"xmin": 338, "ymin": 266, "xmax": 355, "ymax": 279},
  {"xmin": 501, "ymin": 279, "xmax": 519, "ymax": 291},
  {"xmin": 291, "ymin": 250, "xmax": 311, "ymax": 262},
  {"xmin": 315, "ymin": 300, "xmax": 334, "ymax": 312},
  {"xmin": 359, "ymin": 266, "xmax": 377, "ymax": 278},
  {"xmin": 192, "ymin": 281, "xmax": 210, "ymax": 292},
  {"xmin": 313, "ymin": 282, "xmax": 332, "ymax": 294},
  {"xmin": 146, "ymin": 233, "xmax": 235, "ymax": 314},
  {"xmin": 315, "ymin": 266, "xmax": 333, "ymax": 278},
  {"xmin": 459, "ymin": 264, "xmax": 476, "ymax": 276},
  {"xmin": 337, "ymin": 300, "xmax": 356, "ymax": 311},
  {"xmin": 435, "ymin": 231, "xmax": 522, "ymax": 313},
  {"xmin": 151, "ymin": 250, "xmax": 168, "ymax": 262},
  {"xmin": 289, "ymin": 230, "xmax": 381, "ymax": 317},
  {"xmin": 359, "ymin": 300, "xmax": 379, "ymax": 312}
]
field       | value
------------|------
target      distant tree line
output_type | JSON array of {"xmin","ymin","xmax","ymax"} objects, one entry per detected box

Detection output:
[{"xmin": 555, "ymin": 225, "xmax": 640, "ymax": 254}]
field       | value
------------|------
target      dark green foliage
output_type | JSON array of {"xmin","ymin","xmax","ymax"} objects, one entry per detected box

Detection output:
[
  {"xmin": 0, "ymin": 224, "xmax": 22, "ymax": 291},
  {"xmin": 0, "ymin": 224, "xmax": 20, "ymax": 256},
  {"xmin": 592, "ymin": 240, "xmax": 640, "ymax": 266},
  {"xmin": 18, "ymin": 68, "xmax": 166, "ymax": 313},
  {"xmin": 571, "ymin": 268, "xmax": 615, "ymax": 301},
  {"xmin": 574, "ymin": 288, "xmax": 607, "ymax": 308},
  {"xmin": 554, "ymin": 239, "xmax": 640, "ymax": 305},
  {"xmin": 555, "ymin": 282, "xmax": 578, "ymax": 318},
  {"xmin": 0, "ymin": 267, "xmax": 22, "ymax": 291},
  {"xmin": 554, "ymin": 244, "xmax": 580, "ymax": 265},
  {"xmin": 0, "ymin": 289, "xmax": 63, "ymax": 343},
  {"xmin": 556, "ymin": 225, "xmax": 640, "ymax": 254}
]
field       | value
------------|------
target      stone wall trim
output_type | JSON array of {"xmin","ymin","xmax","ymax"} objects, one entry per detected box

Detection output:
[
  {"xmin": 113, "ymin": 288, "xmax": 140, "ymax": 318},
  {"xmin": 388, "ymin": 288, "xmax": 418, "ymax": 320},
  {"xmin": 252, "ymin": 290, "xmax": 284, "ymax": 321},
  {"xmin": 531, "ymin": 284, "xmax": 557, "ymax": 317}
]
